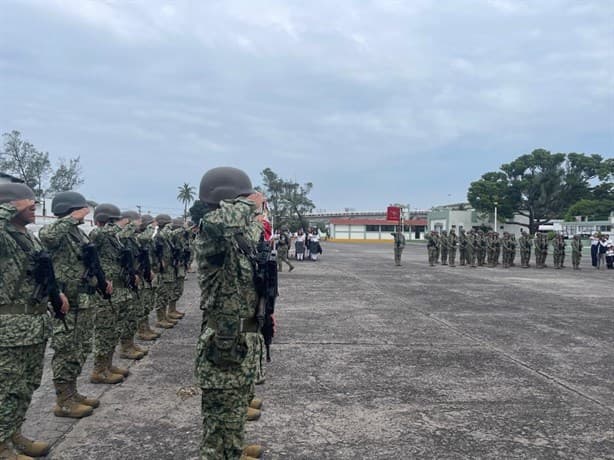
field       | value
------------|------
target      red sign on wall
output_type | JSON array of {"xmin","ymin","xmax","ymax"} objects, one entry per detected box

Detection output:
[{"xmin": 386, "ymin": 206, "xmax": 401, "ymax": 221}]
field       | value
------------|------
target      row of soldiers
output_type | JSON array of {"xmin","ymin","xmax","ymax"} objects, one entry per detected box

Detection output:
[
  {"xmin": 426, "ymin": 228, "xmax": 583, "ymax": 269},
  {"xmin": 0, "ymin": 183, "xmax": 191, "ymax": 459}
]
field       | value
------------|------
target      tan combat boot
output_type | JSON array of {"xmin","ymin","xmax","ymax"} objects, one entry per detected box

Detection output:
[
  {"xmin": 155, "ymin": 308, "xmax": 174, "ymax": 329},
  {"xmin": 70, "ymin": 381, "xmax": 100, "ymax": 408},
  {"xmin": 137, "ymin": 320, "xmax": 157, "ymax": 341},
  {"xmin": 167, "ymin": 301, "xmax": 185, "ymax": 319},
  {"xmin": 145, "ymin": 319, "xmax": 162, "ymax": 338},
  {"xmin": 53, "ymin": 382, "xmax": 94, "ymax": 418},
  {"xmin": 120, "ymin": 338, "xmax": 146, "ymax": 360},
  {"xmin": 246, "ymin": 407, "xmax": 261, "ymax": 421},
  {"xmin": 164, "ymin": 308, "xmax": 179, "ymax": 325},
  {"xmin": 90, "ymin": 355, "xmax": 124, "ymax": 384},
  {"xmin": 0, "ymin": 439, "xmax": 34, "ymax": 460},
  {"xmin": 242, "ymin": 444, "xmax": 263, "ymax": 458},
  {"xmin": 10, "ymin": 431, "xmax": 49, "ymax": 458},
  {"xmin": 107, "ymin": 352, "xmax": 130, "ymax": 377},
  {"xmin": 249, "ymin": 398, "xmax": 263, "ymax": 410}
]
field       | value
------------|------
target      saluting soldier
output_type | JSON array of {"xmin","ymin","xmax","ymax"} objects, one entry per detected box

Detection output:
[{"xmin": 0, "ymin": 183, "xmax": 69, "ymax": 459}]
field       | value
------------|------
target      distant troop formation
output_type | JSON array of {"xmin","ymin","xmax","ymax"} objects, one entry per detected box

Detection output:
[
  {"xmin": 0, "ymin": 183, "xmax": 192, "ymax": 459},
  {"xmin": 425, "ymin": 228, "xmax": 594, "ymax": 270}
]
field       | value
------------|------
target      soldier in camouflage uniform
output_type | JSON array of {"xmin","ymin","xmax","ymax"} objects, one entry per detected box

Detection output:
[
  {"xmin": 447, "ymin": 228, "xmax": 457, "ymax": 267},
  {"xmin": 89, "ymin": 204, "xmax": 132, "ymax": 384},
  {"xmin": 153, "ymin": 214, "xmax": 179, "ymax": 329},
  {"xmin": 519, "ymin": 229, "xmax": 531, "ymax": 268},
  {"xmin": 169, "ymin": 218, "xmax": 188, "ymax": 320},
  {"xmin": 509, "ymin": 234, "xmax": 517, "ymax": 267},
  {"xmin": 552, "ymin": 233, "xmax": 566, "ymax": 269},
  {"xmin": 467, "ymin": 230, "xmax": 477, "ymax": 268},
  {"xmin": 439, "ymin": 230, "xmax": 448, "ymax": 265},
  {"xmin": 535, "ymin": 232, "xmax": 549, "ymax": 268},
  {"xmin": 276, "ymin": 228, "xmax": 294, "ymax": 272},
  {"xmin": 0, "ymin": 183, "xmax": 69, "ymax": 459},
  {"xmin": 477, "ymin": 230, "xmax": 487, "ymax": 266},
  {"xmin": 195, "ymin": 167, "xmax": 263, "ymax": 460},
  {"xmin": 426, "ymin": 231, "xmax": 438, "ymax": 266},
  {"xmin": 571, "ymin": 234, "xmax": 583, "ymax": 269},
  {"xmin": 458, "ymin": 228, "xmax": 467, "ymax": 266},
  {"xmin": 135, "ymin": 214, "xmax": 161, "ymax": 341},
  {"xmin": 40, "ymin": 191, "xmax": 110, "ymax": 419},
  {"xmin": 391, "ymin": 226, "xmax": 406, "ymax": 266},
  {"xmin": 117, "ymin": 211, "xmax": 148, "ymax": 360},
  {"xmin": 501, "ymin": 232, "xmax": 512, "ymax": 268}
]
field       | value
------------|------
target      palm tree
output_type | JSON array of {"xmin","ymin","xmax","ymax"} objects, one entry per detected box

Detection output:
[{"xmin": 177, "ymin": 183, "xmax": 196, "ymax": 222}]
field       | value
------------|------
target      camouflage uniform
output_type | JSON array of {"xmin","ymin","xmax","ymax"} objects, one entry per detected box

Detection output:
[
  {"xmin": 155, "ymin": 224, "xmax": 177, "ymax": 323},
  {"xmin": 477, "ymin": 231, "xmax": 487, "ymax": 266},
  {"xmin": 467, "ymin": 231, "xmax": 477, "ymax": 267},
  {"xmin": 195, "ymin": 198, "xmax": 258, "ymax": 459},
  {"xmin": 39, "ymin": 216, "xmax": 97, "ymax": 385},
  {"xmin": 519, "ymin": 231, "xmax": 532, "ymax": 268},
  {"xmin": 391, "ymin": 230, "xmax": 405, "ymax": 266},
  {"xmin": 439, "ymin": 231, "xmax": 448, "ymax": 265},
  {"xmin": 571, "ymin": 235, "xmax": 583, "ymax": 269},
  {"xmin": 117, "ymin": 223, "xmax": 143, "ymax": 345},
  {"xmin": 426, "ymin": 232, "xmax": 438, "ymax": 266},
  {"xmin": 90, "ymin": 224, "xmax": 133, "ymax": 362},
  {"xmin": 0, "ymin": 203, "xmax": 51, "ymax": 444},
  {"xmin": 136, "ymin": 223, "xmax": 159, "ymax": 332},
  {"xmin": 552, "ymin": 234, "xmax": 566, "ymax": 269},
  {"xmin": 458, "ymin": 229, "xmax": 467, "ymax": 266},
  {"xmin": 501, "ymin": 233, "xmax": 511, "ymax": 268},
  {"xmin": 276, "ymin": 231, "xmax": 294, "ymax": 272},
  {"xmin": 171, "ymin": 226, "xmax": 190, "ymax": 309},
  {"xmin": 447, "ymin": 229, "xmax": 457, "ymax": 267}
]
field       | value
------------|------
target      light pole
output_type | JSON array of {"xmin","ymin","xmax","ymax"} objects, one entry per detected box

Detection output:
[{"xmin": 494, "ymin": 201, "xmax": 498, "ymax": 231}]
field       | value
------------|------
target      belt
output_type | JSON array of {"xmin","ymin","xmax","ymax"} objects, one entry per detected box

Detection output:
[
  {"xmin": 206, "ymin": 317, "xmax": 260, "ymax": 333},
  {"xmin": 0, "ymin": 304, "xmax": 48, "ymax": 315}
]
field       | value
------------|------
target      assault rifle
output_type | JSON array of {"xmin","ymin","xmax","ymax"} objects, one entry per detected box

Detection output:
[
  {"xmin": 138, "ymin": 248, "xmax": 153, "ymax": 286},
  {"xmin": 154, "ymin": 239, "xmax": 165, "ymax": 273},
  {"xmin": 31, "ymin": 250, "xmax": 67, "ymax": 329},
  {"xmin": 82, "ymin": 243, "xmax": 112, "ymax": 305},
  {"xmin": 119, "ymin": 247, "xmax": 140, "ymax": 299},
  {"xmin": 252, "ymin": 233, "xmax": 278, "ymax": 362},
  {"xmin": 171, "ymin": 245, "xmax": 181, "ymax": 277}
]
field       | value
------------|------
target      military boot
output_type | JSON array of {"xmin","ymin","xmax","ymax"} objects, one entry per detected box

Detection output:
[
  {"xmin": 0, "ymin": 440, "xmax": 34, "ymax": 460},
  {"xmin": 246, "ymin": 407, "xmax": 261, "ymax": 421},
  {"xmin": 108, "ymin": 352, "xmax": 130, "ymax": 377},
  {"xmin": 137, "ymin": 320, "xmax": 157, "ymax": 341},
  {"xmin": 242, "ymin": 444, "xmax": 263, "ymax": 458},
  {"xmin": 53, "ymin": 382, "xmax": 94, "ymax": 418},
  {"xmin": 240, "ymin": 457, "xmax": 258, "ymax": 460},
  {"xmin": 145, "ymin": 319, "xmax": 162, "ymax": 338},
  {"xmin": 90, "ymin": 355, "xmax": 124, "ymax": 384},
  {"xmin": 120, "ymin": 338, "xmax": 146, "ymax": 360},
  {"xmin": 168, "ymin": 301, "xmax": 185, "ymax": 319},
  {"xmin": 164, "ymin": 309, "xmax": 179, "ymax": 325},
  {"xmin": 10, "ymin": 431, "xmax": 49, "ymax": 458},
  {"xmin": 155, "ymin": 308, "xmax": 174, "ymax": 329},
  {"xmin": 70, "ymin": 381, "xmax": 100, "ymax": 408},
  {"xmin": 249, "ymin": 398, "xmax": 263, "ymax": 410}
]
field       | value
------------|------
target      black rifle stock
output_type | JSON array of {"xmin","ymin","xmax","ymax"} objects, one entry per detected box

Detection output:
[
  {"xmin": 138, "ymin": 248, "xmax": 153, "ymax": 286},
  {"xmin": 82, "ymin": 243, "xmax": 112, "ymax": 306},
  {"xmin": 31, "ymin": 250, "xmax": 67, "ymax": 329},
  {"xmin": 252, "ymin": 233, "xmax": 278, "ymax": 362},
  {"xmin": 119, "ymin": 247, "xmax": 140, "ymax": 300}
]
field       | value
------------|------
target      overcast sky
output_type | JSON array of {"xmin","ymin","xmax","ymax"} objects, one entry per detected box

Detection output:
[{"xmin": 1, "ymin": 0, "xmax": 612, "ymax": 215}]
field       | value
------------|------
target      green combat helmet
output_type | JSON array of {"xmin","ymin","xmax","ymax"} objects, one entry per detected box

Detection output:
[
  {"xmin": 199, "ymin": 166, "xmax": 254, "ymax": 206},
  {"xmin": 121, "ymin": 210, "xmax": 140, "ymax": 222},
  {"xmin": 94, "ymin": 203, "xmax": 121, "ymax": 224},
  {"xmin": 155, "ymin": 214, "xmax": 172, "ymax": 227},
  {"xmin": 51, "ymin": 191, "xmax": 88, "ymax": 216},
  {"xmin": 140, "ymin": 214, "xmax": 154, "ymax": 230},
  {"xmin": 172, "ymin": 217, "xmax": 184, "ymax": 229},
  {"xmin": 0, "ymin": 183, "xmax": 36, "ymax": 203}
]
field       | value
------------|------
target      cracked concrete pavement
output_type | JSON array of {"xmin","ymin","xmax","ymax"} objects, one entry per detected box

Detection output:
[{"xmin": 22, "ymin": 242, "xmax": 614, "ymax": 459}]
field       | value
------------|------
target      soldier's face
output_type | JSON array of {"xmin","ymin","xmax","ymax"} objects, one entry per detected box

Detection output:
[{"xmin": 15, "ymin": 202, "xmax": 36, "ymax": 225}]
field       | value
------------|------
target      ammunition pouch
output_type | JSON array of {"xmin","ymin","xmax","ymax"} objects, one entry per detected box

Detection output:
[{"xmin": 205, "ymin": 313, "xmax": 248, "ymax": 368}]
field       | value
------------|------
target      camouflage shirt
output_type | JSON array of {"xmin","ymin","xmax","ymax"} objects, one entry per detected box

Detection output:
[
  {"xmin": 0, "ymin": 203, "xmax": 51, "ymax": 347},
  {"xmin": 39, "ymin": 215, "xmax": 97, "ymax": 309},
  {"xmin": 195, "ymin": 198, "xmax": 258, "ymax": 389}
]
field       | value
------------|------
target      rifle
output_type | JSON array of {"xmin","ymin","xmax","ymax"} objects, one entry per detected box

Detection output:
[
  {"xmin": 31, "ymin": 250, "xmax": 67, "ymax": 329},
  {"xmin": 82, "ymin": 243, "xmax": 112, "ymax": 306},
  {"xmin": 119, "ymin": 247, "xmax": 140, "ymax": 299},
  {"xmin": 171, "ymin": 245, "xmax": 181, "ymax": 277},
  {"xmin": 138, "ymin": 248, "xmax": 153, "ymax": 286},
  {"xmin": 252, "ymin": 232, "xmax": 278, "ymax": 362},
  {"xmin": 154, "ymin": 239, "xmax": 165, "ymax": 273}
]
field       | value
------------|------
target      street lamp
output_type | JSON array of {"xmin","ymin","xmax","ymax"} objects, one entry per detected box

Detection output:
[{"xmin": 494, "ymin": 201, "xmax": 498, "ymax": 231}]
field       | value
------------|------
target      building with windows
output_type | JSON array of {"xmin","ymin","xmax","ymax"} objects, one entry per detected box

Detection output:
[{"xmin": 329, "ymin": 218, "xmax": 427, "ymax": 241}]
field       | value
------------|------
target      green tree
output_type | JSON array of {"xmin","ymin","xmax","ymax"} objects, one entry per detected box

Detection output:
[
  {"xmin": 565, "ymin": 199, "xmax": 614, "ymax": 221},
  {"xmin": 258, "ymin": 168, "xmax": 315, "ymax": 230},
  {"xmin": 468, "ymin": 149, "xmax": 612, "ymax": 233},
  {"xmin": 177, "ymin": 183, "xmax": 196, "ymax": 221},
  {"xmin": 48, "ymin": 157, "xmax": 84, "ymax": 194}
]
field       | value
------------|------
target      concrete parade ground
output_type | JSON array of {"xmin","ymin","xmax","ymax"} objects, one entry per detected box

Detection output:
[{"xmin": 24, "ymin": 242, "xmax": 614, "ymax": 459}]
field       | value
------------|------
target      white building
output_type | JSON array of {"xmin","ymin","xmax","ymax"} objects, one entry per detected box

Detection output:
[{"xmin": 329, "ymin": 217, "xmax": 428, "ymax": 241}]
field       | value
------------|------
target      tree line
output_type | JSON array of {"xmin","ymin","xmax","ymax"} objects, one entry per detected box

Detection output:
[{"xmin": 467, "ymin": 149, "xmax": 613, "ymax": 234}]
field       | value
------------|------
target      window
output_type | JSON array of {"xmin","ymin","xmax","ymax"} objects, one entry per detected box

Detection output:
[
  {"xmin": 380, "ymin": 225, "xmax": 395, "ymax": 232},
  {"xmin": 366, "ymin": 225, "xmax": 379, "ymax": 232}
]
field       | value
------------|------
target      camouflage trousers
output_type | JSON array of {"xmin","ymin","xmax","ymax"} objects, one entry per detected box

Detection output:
[
  {"xmin": 393, "ymin": 247, "xmax": 403, "ymax": 266},
  {"xmin": 200, "ymin": 386, "xmax": 250, "ymax": 460},
  {"xmin": 173, "ymin": 277, "xmax": 186, "ymax": 302},
  {"xmin": 119, "ymin": 298, "xmax": 143, "ymax": 341},
  {"xmin": 245, "ymin": 332, "xmax": 265, "ymax": 400},
  {"xmin": 156, "ymin": 281, "xmax": 175, "ymax": 310},
  {"xmin": 572, "ymin": 251, "xmax": 581, "ymax": 268},
  {"xmin": 427, "ymin": 247, "xmax": 437, "ymax": 266},
  {"xmin": 0, "ymin": 342, "xmax": 46, "ymax": 442},
  {"xmin": 51, "ymin": 309, "xmax": 95, "ymax": 384},
  {"xmin": 448, "ymin": 248, "xmax": 456, "ymax": 266},
  {"xmin": 140, "ymin": 286, "xmax": 157, "ymax": 319},
  {"xmin": 277, "ymin": 247, "xmax": 294, "ymax": 272},
  {"xmin": 440, "ymin": 248, "xmax": 448, "ymax": 265},
  {"xmin": 94, "ymin": 304, "xmax": 121, "ymax": 357}
]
